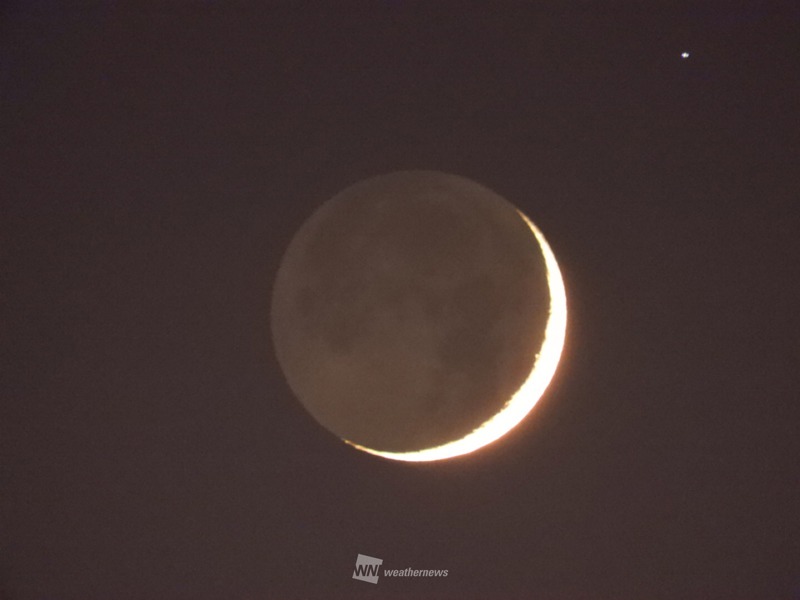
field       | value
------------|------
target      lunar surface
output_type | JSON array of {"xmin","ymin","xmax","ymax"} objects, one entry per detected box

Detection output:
[{"xmin": 270, "ymin": 171, "xmax": 566, "ymax": 461}]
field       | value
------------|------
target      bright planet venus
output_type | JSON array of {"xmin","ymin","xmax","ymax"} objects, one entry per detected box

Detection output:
[{"xmin": 270, "ymin": 171, "xmax": 566, "ymax": 462}]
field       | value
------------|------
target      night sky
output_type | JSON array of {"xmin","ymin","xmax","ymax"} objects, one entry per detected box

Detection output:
[{"xmin": 2, "ymin": 2, "xmax": 799, "ymax": 599}]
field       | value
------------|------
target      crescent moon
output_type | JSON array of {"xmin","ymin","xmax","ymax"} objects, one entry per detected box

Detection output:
[
  {"xmin": 271, "ymin": 172, "xmax": 567, "ymax": 462},
  {"xmin": 346, "ymin": 212, "xmax": 567, "ymax": 462}
]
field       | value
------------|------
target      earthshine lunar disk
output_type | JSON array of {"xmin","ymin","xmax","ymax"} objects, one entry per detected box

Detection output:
[{"xmin": 270, "ymin": 171, "xmax": 566, "ymax": 462}]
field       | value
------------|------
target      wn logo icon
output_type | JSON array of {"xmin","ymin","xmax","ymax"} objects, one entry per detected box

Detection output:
[{"xmin": 352, "ymin": 553, "xmax": 383, "ymax": 584}]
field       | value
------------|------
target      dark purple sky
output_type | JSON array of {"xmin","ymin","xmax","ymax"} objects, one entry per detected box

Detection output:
[{"xmin": 2, "ymin": 3, "xmax": 799, "ymax": 598}]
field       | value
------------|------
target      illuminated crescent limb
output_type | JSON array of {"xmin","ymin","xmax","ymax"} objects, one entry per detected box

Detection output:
[{"xmin": 344, "ymin": 211, "xmax": 567, "ymax": 462}]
